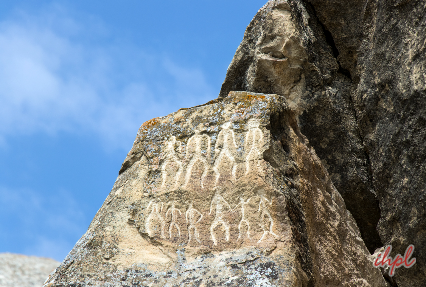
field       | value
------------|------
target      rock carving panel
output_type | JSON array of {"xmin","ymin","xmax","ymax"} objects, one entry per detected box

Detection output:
[{"xmin": 138, "ymin": 118, "xmax": 282, "ymax": 249}]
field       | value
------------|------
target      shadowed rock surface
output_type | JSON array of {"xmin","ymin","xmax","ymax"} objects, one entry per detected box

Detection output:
[
  {"xmin": 219, "ymin": 0, "xmax": 425, "ymax": 286},
  {"xmin": 0, "ymin": 253, "xmax": 59, "ymax": 287}
]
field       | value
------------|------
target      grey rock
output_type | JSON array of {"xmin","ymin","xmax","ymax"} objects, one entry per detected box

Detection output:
[
  {"xmin": 0, "ymin": 253, "xmax": 59, "ymax": 287},
  {"xmin": 220, "ymin": 0, "xmax": 426, "ymax": 286},
  {"xmin": 220, "ymin": 0, "xmax": 383, "ymax": 258}
]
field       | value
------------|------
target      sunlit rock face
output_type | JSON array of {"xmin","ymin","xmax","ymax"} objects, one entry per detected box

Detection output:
[
  {"xmin": 43, "ymin": 0, "xmax": 426, "ymax": 285},
  {"xmin": 44, "ymin": 92, "xmax": 386, "ymax": 286}
]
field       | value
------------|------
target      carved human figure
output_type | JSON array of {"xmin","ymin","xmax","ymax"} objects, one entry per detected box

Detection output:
[
  {"xmin": 213, "ymin": 122, "xmax": 238, "ymax": 184},
  {"xmin": 186, "ymin": 203, "xmax": 203, "ymax": 245},
  {"xmin": 209, "ymin": 193, "xmax": 232, "ymax": 245},
  {"xmin": 234, "ymin": 197, "xmax": 252, "ymax": 240},
  {"xmin": 166, "ymin": 201, "xmax": 182, "ymax": 239},
  {"xmin": 244, "ymin": 119, "xmax": 264, "ymax": 175},
  {"xmin": 145, "ymin": 200, "xmax": 166, "ymax": 238},
  {"xmin": 257, "ymin": 196, "xmax": 278, "ymax": 243},
  {"xmin": 161, "ymin": 136, "xmax": 183, "ymax": 190},
  {"xmin": 184, "ymin": 127, "xmax": 211, "ymax": 189}
]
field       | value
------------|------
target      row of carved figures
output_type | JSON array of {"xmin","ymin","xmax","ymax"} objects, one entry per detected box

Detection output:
[
  {"xmin": 145, "ymin": 194, "xmax": 278, "ymax": 246},
  {"xmin": 161, "ymin": 119, "xmax": 265, "ymax": 189}
]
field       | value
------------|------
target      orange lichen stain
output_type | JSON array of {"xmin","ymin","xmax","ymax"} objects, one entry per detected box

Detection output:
[
  {"xmin": 230, "ymin": 92, "xmax": 266, "ymax": 108},
  {"xmin": 140, "ymin": 117, "xmax": 161, "ymax": 132}
]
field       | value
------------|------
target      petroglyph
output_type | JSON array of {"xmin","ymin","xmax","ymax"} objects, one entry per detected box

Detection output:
[
  {"xmin": 245, "ymin": 119, "xmax": 264, "ymax": 175},
  {"xmin": 209, "ymin": 193, "xmax": 232, "ymax": 245},
  {"xmin": 166, "ymin": 202, "xmax": 182, "ymax": 239},
  {"xmin": 234, "ymin": 197, "xmax": 252, "ymax": 240},
  {"xmin": 145, "ymin": 201, "xmax": 166, "ymax": 239},
  {"xmin": 213, "ymin": 122, "xmax": 238, "ymax": 184},
  {"xmin": 184, "ymin": 127, "xmax": 211, "ymax": 189},
  {"xmin": 161, "ymin": 136, "xmax": 183, "ymax": 190},
  {"xmin": 186, "ymin": 203, "xmax": 203, "ymax": 245},
  {"xmin": 257, "ymin": 196, "xmax": 278, "ymax": 243}
]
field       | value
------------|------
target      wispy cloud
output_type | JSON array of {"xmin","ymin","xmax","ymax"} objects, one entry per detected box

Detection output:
[{"xmin": 0, "ymin": 5, "xmax": 215, "ymax": 151}]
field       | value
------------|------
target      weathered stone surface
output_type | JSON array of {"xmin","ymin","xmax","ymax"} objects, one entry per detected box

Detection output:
[
  {"xmin": 0, "ymin": 253, "xmax": 59, "ymax": 287},
  {"xmin": 220, "ymin": 0, "xmax": 383, "ymax": 258},
  {"xmin": 220, "ymin": 0, "xmax": 426, "ymax": 286},
  {"xmin": 44, "ymin": 92, "xmax": 386, "ymax": 286}
]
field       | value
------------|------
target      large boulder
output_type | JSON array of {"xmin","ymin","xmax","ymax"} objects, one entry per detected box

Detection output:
[
  {"xmin": 44, "ymin": 92, "xmax": 386, "ymax": 286},
  {"xmin": 220, "ymin": 0, "xmax": 426, "ymax": 286}
]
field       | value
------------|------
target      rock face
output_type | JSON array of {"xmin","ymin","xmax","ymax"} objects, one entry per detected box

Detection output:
[
  {"xmin": 0, "ymin": 253, "xmax": 59, "ymax": 287},
  {"xmin": 44, "ymin": 92, "xmax": 386, "ymax": 286},
  {"xmin": 44, "ymin": 0, "xmax": 425, "ymax": 285},
  {"xmin": 220, "ymin": 0, "xmax": 426, "ymax": 286}
]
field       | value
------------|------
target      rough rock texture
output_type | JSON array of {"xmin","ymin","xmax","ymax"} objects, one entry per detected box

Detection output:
[
  {"xmin": 220, "ymin": 0, "xmax": 383, "ymax": 259},
  {"xmin": 44, "ymin": 92, "xmax": 386, "ymax": 286},
  {"xmin": 0, "ymin": 253, "xmax": 59, "ymax": 287},
  {"xmin": 220, "ymin": 0, "xmax": 426, "ymax": 286}
]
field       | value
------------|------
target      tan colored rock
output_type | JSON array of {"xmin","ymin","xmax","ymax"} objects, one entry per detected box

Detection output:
[{"xmin": 45, "ymin": 92, "xmax": 386, "ymax": 286}]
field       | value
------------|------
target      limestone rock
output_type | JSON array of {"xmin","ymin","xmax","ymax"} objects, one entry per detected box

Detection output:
[
  {"xmin": 44, "ymin": 92, "xmax": 386, "ymax": 286},
  {"xmin": 0, "ymin": 253, "xmax": 59, "ymax": 287},
  {"xmin": 220, "ymin": 0, "xmax": 426, "ymax": 286}
]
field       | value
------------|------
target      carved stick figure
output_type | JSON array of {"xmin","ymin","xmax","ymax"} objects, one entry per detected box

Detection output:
[
  {"xmin": 257, "ymin": 196, "xmax": 278, "ymax": 243},
  {"xmin": 234, "ymin": 197, "xmax": 252, "ymax": 240},
  {"xmin": 161, "ymin": 136, "xmax": 183, "ymax": 190},
  {"xmin": 213, "ymin": 122, "xmax": 238, "ymax": 184},
  {"xmin": 184, "ymin": 128, "xmax": 211, "ymax": 189},
  {"xmin": 209, "ymin": 193, "xmax": 232, "ymax": 245},
  {"xmin": 245, "ymin": 119, "xmax": 264, "ymax": 175},
  {"xmin": 145, "ymin": 200, "xmax": 166, "ymax": 239},
  {"xmin": 166, "ymin": 201, "xmax": 182, "ymax": 239},
  {"xmin": 186, "ymin": 203, "xmax": 203, "ymax": 244}
]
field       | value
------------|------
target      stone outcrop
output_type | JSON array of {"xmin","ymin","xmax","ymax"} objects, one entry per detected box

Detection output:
[
  {"xmin": 0, "ymin": 253, "xmax": 59, "ymax": 287},
  {"xmin": 220, "ymin": 0, "xmax": 426, "ymax": 286},
  {"xmin": 44, "ymin": 92, "xmax": 387, "ymax": 286},
  {"xmin": 44, "ymin": 0, "xmax": 425, "ymax": 285}
]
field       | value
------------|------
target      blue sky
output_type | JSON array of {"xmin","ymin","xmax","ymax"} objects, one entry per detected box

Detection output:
[{"xmin": 0, "ymin": 0, "xmax": 266, "ymax": 261}]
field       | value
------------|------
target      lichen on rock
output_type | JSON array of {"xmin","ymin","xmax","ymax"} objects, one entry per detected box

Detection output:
[{"xmin": 44, "ymin": 91, "xmax": 386, "ymax": 286}]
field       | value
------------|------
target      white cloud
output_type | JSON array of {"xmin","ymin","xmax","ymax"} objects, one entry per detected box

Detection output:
[{"xmin": 0, "ymin": 5, "xmax": 216, "ymax": 151}]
